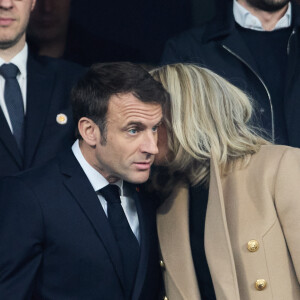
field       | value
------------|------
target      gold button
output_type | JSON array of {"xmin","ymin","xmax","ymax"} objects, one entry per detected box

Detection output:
[
  {"xmin": 159, "ymin": 260, "xmax": 165, "ymax": 269},
  {"xmin": 247, "ymin": 240, "xmax": 259, "ymax": 252},
  {"xmin": 163, "ymin": 297, "xmax": 168, "ymax": 300},
  {"xmin": 255, "ymin": 279, "xmax": 267, "ymax": 291}
]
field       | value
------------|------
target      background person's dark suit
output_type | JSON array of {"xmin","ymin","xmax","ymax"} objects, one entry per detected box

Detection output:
[
  {"xmin": 0, "ymin": 54, "xmax": 84, "ymax": 177},
  {"xmin": 0, "ymin": 149, "xmax": 161, "ymax": 300}
]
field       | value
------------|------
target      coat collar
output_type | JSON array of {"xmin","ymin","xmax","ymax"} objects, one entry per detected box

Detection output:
[
  {"xmin": 205, "ymin": 155, "xmax": 240, "ymax": 299},
  {"xmin": 157, "ymin": 184, "xmax": 200, "ymax": 300},
  {"xmin": 202, "ymin": 0, "xmax": 235, "ymax": 43},
  {"xmin": 157, "ymin": 155, "xmax": 240, "ymax": 299},
  {"xmin": 292, "ymin": 2, "xmax": 300, "ymax": 27},
  {"xmin": 202, "ymin": 0, "xmax": 261, "ymax": 76}
]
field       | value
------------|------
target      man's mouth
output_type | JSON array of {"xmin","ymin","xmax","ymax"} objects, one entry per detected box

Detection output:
[
  {"xmin": 134, "ymin": 161, "xmax": 152, "ymax": 170},
  {"xmin": 0, "ymin": 18, "xmax": 14, "ymax": 26}
]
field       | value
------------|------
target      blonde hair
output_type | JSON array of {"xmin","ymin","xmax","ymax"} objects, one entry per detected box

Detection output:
[{"xmin": 150, "ymin": 63, "xmax": 269, "ymax": 186}]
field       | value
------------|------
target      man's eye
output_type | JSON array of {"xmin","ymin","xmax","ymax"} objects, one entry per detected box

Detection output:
[
  {"xmin": 152, "ymin": 126, "xmax": 158, "ymax": 132},
  {"xmin": 128, "ymin": 128, "xmax": 137, "ymax": 135}
]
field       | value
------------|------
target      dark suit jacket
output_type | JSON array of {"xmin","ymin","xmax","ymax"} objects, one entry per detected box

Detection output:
[
  {"xmin": 0, "ymin": 149, "xmax": 161, "ymax": 300},
  {"xmin": 0, "ymin": 54, "xmax": 84, "ymax": 177}
]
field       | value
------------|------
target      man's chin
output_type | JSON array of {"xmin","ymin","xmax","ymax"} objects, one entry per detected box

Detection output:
[
  {"xmin": 246, "ymin": 0, "xmax": 289, "ymax": 12},
  {"xmin": 0, "ymin": 30, "xmax": 25, "ymax": 50},
  {"xmin": 0, "ymin": 37, "xmax": 19, "ymax": 50},
  {"xmin": 126, "ymin": 172, "xmax": 151, "ymax": 184}
]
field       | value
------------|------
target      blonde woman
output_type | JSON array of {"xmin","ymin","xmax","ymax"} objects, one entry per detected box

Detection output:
[{"xmin": 150, "ymin": 64, "xmax": 300, "ymax": 300}]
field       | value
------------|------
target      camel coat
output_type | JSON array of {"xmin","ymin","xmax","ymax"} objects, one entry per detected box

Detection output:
[{"xmin": 157, "ymin": 145, "xmax": 300, "ymax": 300}]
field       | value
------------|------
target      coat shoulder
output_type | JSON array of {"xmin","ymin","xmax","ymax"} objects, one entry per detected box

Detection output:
[
  {"xmin": 161, "ymin": 25, "xmax": 209, "ymax": 64},
  {"xmin": 256, "ymin": 144, "xmax": 300, "ymax": 161},
  {"xmin": 238, "ymin": 145, "xmax": 300, "ymax": 179}
]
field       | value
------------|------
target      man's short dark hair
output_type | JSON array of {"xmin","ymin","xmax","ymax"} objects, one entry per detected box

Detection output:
[{"xmin": 71, "ymin": 62, "xmax": 169, "ymax": 141}]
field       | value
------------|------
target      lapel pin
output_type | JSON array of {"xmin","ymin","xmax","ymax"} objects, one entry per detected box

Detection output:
[
  {"xmin": 56, "ymin": 113, "xmax": 68, "ymax": 125},
  {"xmin": 136, "ymin": 186, "xmax": 140, "ymax": 192}
]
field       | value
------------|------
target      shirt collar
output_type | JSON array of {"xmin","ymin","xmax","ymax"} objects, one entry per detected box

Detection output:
[
  {"xmin": 72, "ymin": 140, "xmax": 123, "ymax": 194},
  {"xmin": 0, "ymin": 43, "xmax": 28, "ymax": 77},
  {"xmin": 233, "ymin": 0, "xmax": 292, "ymax": 31}
]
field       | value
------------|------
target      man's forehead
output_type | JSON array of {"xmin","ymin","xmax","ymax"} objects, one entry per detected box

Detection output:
[
  {"xmin": 107, "ymin": 93, "xmax": 162, "ymax": 124},
  {"xmin": 109, "ymin": 93, "xmax": 161, "ymax": 112}
]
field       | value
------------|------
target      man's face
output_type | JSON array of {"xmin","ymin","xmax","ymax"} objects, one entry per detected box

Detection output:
[
  {"xmin": 93, "ymin": 93, "xmax": 162, "ymax": 184},
  {"xmin": 0, "ymin": 0, "xmax": 36, "ymax": 49},
  {"xmin": 244, "ymin": 0, "xmax": 289, "ymax": 12},
  {"xmin": 28, "ymin": 0, "xmax": 71, "ymax": 42}
]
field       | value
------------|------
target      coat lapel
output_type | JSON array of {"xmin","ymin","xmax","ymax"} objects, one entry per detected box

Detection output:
[
  {"xmin": 157, "ymin": 185, "xmax": 201, "ymax": 300},
  {"xmin": 130, "ymin": 185, "xmax": 150, "ymax": 300},
  {"xmin": 205, "ymin": 155, "xmax": 240, "ymax": 299},
  {"xmin": 59, "ymin": 150, "xmax": 126, "ymax": 292},
  {"xmin": 0, "ymin": 108, "xmax": 23, "ymax": 168},
  {"xmin": 23, "ymin": 55, "xmax": 55, "ymax": 168},
  {"xmin": 202, "ymin": 0, "xmax": 261, "ymax": 78}
]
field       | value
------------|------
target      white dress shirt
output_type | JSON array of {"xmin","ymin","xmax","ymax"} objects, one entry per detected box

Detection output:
[
  {"xmin": 0, "ymin": 44, "xmax": 28, "ymax": 132},
  {"xmin": 233, "ymin": 0, "xmax": 292, "ymax": 31},
  {"xmin": 72, "ymin": 140, "xmax": 140, "ymax": 243}
]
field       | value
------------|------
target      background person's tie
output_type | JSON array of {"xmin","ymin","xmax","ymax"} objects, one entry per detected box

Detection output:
[
  {"xmin": 0, "ymin": 63, "xmax": 24, "ymax": 154},
  {"xmin": 100, "ymin": 184, "xmax": 139, "ymax": 298}
]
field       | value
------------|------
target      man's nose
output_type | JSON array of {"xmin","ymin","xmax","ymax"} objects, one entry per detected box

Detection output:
[
  {"xmin": 140, "ymin": 131, "xmax": 159, "ymax": 155},
  {"xmin": 0, "ymin": 0, "xmax": 14, "ymax": 9}
]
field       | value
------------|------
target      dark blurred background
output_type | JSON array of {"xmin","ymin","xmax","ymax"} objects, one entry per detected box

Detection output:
[{"xmin": 27, "ymin": 0, "xmax": 216, "ymax": 66}]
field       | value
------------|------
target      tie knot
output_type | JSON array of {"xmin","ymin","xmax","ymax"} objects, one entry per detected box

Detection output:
[
  {"xmin": 100, "ymin": 184, "xmax": 121, "ymax": 204},
  {"xmin": 0, "ymin": 63, "xmax": 19, "ymax": 79}
]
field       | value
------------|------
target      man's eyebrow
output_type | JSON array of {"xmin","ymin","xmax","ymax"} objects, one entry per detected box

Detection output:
[
  {"xmin": 125, "ymin": 121, "xmax": 145, "ymax": 127},
  {"xmin": 122, "ymin": 120, "xmax": 162, "ymax": 130},
  {"xmin": 121, "ymin": 122, "xmax": 146, "ymax": 131},
  {"xmin": 127, "ymin": 119, "xmax": 163, "ymax": 126}
]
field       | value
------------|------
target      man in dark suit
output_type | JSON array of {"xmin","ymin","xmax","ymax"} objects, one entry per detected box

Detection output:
[
  {"xmin": 0, "ymin": 0, "xmax": 84, "ymax": 177},
  {"xmin": 0, "ymin": 62, "xmax": 169, "ymax": 299}
]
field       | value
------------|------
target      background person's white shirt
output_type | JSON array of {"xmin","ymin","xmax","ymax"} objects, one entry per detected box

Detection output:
[{"xmin": 233, "ymin": 0, "xmax": 292, "ymax": 31}]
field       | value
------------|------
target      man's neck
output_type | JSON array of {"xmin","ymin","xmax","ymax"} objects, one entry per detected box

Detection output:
[
  {"xmin": 237, "ymin": 0, "xmax": 290, "ymax": 31},
  {"xmin": 0, "ymin": 36, "xmax": 26, "ymax": 62}
]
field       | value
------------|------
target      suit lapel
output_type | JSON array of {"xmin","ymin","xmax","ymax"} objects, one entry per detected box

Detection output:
[
  {"xmin": 131, "ymin": 186, "xmax": 150, "ymax": 300},
  {"xmin": 205, "ymin": 155, "xmax": 240, "ymax": 299},
  {"xmin": 60, "ymin": 150, "xmax": 126, "ymax": 292},
  {"xmin": 157, "ymin": 185, "xmax": 201, "ymax": 300},
  {"xmin": 24, "ymin": 55, "xmax": 55, "ymax": 168},
  {"xmin": 0, "ymin": 108, "xmax": 23, "ymax": 168}
]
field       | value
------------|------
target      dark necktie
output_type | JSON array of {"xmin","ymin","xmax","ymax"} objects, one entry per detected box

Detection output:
[
  {"xmin": 100, "ymin": 184, "xmax": 140, "ymax": 298},
  {"xmin": 0, "ymin": 63, "xmax": 24, "ymax": 153}
]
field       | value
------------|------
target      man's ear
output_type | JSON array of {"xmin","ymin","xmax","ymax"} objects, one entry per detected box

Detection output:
[{"xmin": 78, "ymin": 117, "xmax": 100, "ymax": 146}]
